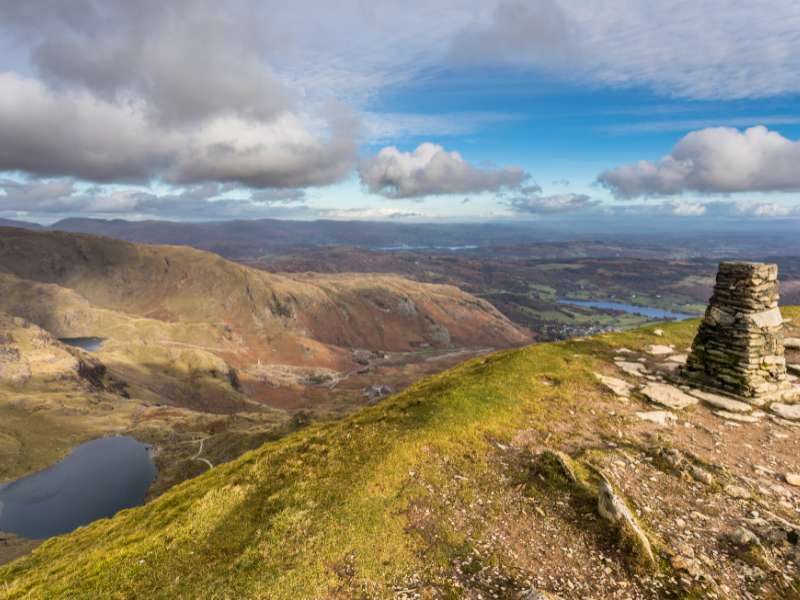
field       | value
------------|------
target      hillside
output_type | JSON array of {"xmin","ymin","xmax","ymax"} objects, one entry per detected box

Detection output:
[
  {"xmin": 2, "ymin": 312, "xmax": 799, "ymax": 599},
  {"xmin": 250, "ymin": 247, "xmax": 800, "ymax": 341},
  {"xmin": 0, "ymin": 228, "xmax": 527, "ymax": 353},
  {"xmin": 0, "ymin": 227, "xmax": 529, "ymax": 496}
]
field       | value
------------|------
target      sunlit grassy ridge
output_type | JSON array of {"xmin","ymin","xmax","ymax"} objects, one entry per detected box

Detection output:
[{"xmin": 5, "ymin": 312, "xmax": 795, "ymax": 599}]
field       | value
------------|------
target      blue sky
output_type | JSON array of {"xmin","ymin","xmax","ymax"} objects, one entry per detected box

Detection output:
[{"xmin": 1, "ymin": 1, "xmax": 800, "ymax": 225}]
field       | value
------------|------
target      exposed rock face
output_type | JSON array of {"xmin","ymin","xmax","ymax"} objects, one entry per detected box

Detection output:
[{"xmin": 684, "ymin": 262, "xmax": 788, "ymax": 399}]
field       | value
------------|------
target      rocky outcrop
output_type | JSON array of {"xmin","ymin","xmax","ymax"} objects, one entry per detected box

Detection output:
[
  {"xmin": 684, "ymin": 262, "xmax": 789, "ymax": 400},
  {"xmin": 597, "ymin": 480, "xmax": 656, "ymax": 567}
]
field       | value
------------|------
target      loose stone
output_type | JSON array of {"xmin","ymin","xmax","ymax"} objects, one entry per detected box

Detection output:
[
  {"xmin": 594, "ymin": 373, "xmax": 633, "ymax": 399},
  {"xmin": 724, "ymin": 484, "xmax": 751, "ymax": 499},
  {"xmin": 616, "ymin": 361, "xmax": 647, "ymax": 377},
  {"xmin": 668, "ymin": 354, "xmax": 688, "ymax": 364},
  {"xmin": 770, "ymin": 403, "xmax": 800, "ymax": 421},
  {"xmin": 713, "ymin": 410, "xmax": 760, "ymax": 423},
  {"xmin": 636, "ymin": 411, "xmax": 676, "ymax": 426},
  {"xmin": 726, "ymin": 527, "xmax": 758, "ymax": 547},
  {"xmin": 689, "ymin": 389, "xmax": 753, "ymax": 413},
  {"xmin": 785, "ymin": 473, "xmax": 800, "ymax": 488},
  {"xmin": 691, "ymin": 466, "xmax": 715, "ymax": 485},
  {"xmin": 646, "ymin": 344, "xmax": 674, "ymax": 355},
  {"xmin": 641, "ymin": 382, "xmax": 698, "ymax": 410}
]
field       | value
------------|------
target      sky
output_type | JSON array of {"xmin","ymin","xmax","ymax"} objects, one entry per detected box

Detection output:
[{"xmin": 1, "ymin": 0, "xmax": 800, "ymax": 226}]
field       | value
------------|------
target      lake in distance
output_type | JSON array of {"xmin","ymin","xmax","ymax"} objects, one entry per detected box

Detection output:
[
  {"xmin": 58, "ymin": 337, "xmax": 105, "ymax": 351},
  {"xmin": 557, "ymin": 299, "xmax": 693, "ymax": 321}
]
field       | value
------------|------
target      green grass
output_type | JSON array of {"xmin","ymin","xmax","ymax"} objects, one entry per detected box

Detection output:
[
  {"xmin": 526, "ymin": 283, "xmax": 557, "ymax": 300},
  {"xmin": 3, "ymin": 309, "xmax": 798, "ymax": 599}
]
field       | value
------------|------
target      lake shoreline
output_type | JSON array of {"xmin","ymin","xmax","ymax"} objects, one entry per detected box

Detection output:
[
  {"xmin": 0, "ymin": 435, "xmax": 156, "ymax": 540},
  {"xmin": 557, "ymin": 298, "xmax": 694, "ymax": 321}
]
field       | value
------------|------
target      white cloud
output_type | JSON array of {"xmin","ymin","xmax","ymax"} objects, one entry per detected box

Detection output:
[
  {"xmin": 451, "ymin": 0, "xmax": 800, "ymax": 100},
  {"xmin": 0, "ymin": 73, "xmax": 355, "ymax": 188},
  {"xmin": 4, "ymin": 0, "xmax": 800, "ymax": 221},
  {"xmin": 599, "ymin": 126, "xmax": 800, "ymax": 198},
  {"xmin": 667, "ymin": 200, "xmax": 706, "ymax": 216},
  {"xmin": 359, "ymin": 142, "xmax": 529, "ymax": 199},
  {"xmin": 600, "ymin": 115, "xmax": 800, "ymax": 135},
  {"xmin": 732, "ymin": 201, "xmax": 798, "ymax": 218},
  {"xmin": 599, "ymin": 199, "xmax": 800, "ymax": 219},
  {"xmin": 362, "ymin": 112, "xmax": 523, "ymax": 143},
  {"xmin": 509, "ymin": 193, "xmax": 598, "ymax": 214},
  {"xmin": 450, "ymin": 0, "xmax": 574, "ymax": 67},
  {"xmin": 320, "ymin": 207, "xmax": 421, "ymax": 220},
  {"xmin": 0, "ymin": 179, "xmax": 314, "ymax": 219},
  {"xmin": 0, "ymin": 2, "xmax": 358, "ymax": 189}
]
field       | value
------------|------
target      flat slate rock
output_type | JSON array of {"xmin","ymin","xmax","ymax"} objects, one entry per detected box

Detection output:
[
  {"xmin": 641, "ymin": 382, "xmax": 698, "ymax": 410},
  {"xmin": 616, "ymin": 361, "xmax": 648, "ymax": 377},
  {"xmin": 636, "ymin": 410, "xmax": 676, "ymax": 426},
  {"xmin": 714, "ymin": 410, "xmax": 760, "ymax": 423},
  {"xmin": 688, "ymin": 389, "xmax": 753, "ymax": 413},
  {"xmin": 770, "ymin": 403, "xmax": 800, "ymax": 421},
  {"xmin": 659, "ymin": 362, "xmax": 680, "ymax": 373},
  {"xmin": 667, "ymin": 354, "xmax": 688, "ymax": 364},
  {"xmin": 594, "ymin": 373, "xmax": 633, "ymax": 398},
  {"xmin": 784, "ymin": 337, "xmax": 800, "ymax": 350},
  {"xmin": 645, "ymin": 344, "xmax": 675, "ymax": 356}
]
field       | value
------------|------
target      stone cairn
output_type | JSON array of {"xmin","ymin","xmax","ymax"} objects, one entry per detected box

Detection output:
[{"xmin": 684, "ymin": 261, "xmax": 789, "ymax": 400}]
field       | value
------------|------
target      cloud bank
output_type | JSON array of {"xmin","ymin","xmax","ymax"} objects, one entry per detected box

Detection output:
[
  {"xmin": 0, "ymin": 179, "xmax": 313, "ymax": 219},
  {"xmin": 359, "ymin": 143, "xmax": 530, "ymax": 199},
  {"xmin": 599, "ymin": 126, "xmax": 800, "ymax": 198},
  {"xmin": 0, "ymin": 2, "xmax": 356, "ymax": 189},
  {"xmin": 509, "ymin": 193, "xmax": 599, "ymax": 214},
  {"xmin": 450, "ymin": 0, "xmax": 800, "ymax": 100}
]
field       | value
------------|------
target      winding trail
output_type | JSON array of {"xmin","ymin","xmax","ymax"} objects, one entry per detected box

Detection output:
[{"xmin": 191, "ymin": 438, "xmax": 214, "ymax": 470}]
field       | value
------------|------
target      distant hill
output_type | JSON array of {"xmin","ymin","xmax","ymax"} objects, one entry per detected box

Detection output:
[
  {"xmin": 4, "ymin": 310, "xmax": 799, "ymax": 598},
  {"xmin": 50, "ymin": 217, "xmax": 556, "ymax": 258},
  {"xmin": 0, "ymin": 218, "xmax": 41, "ymax": 230},
  {"xmin": 0, "ymin": 227, "xmax": 529, "ymax": 357},
  {"xmin": 39, "ymin": 216, "xmax": 800, "ymax": 261},
  {"xmin": 0, "ymin": 228, "xmax": 530, "ymax": 495}
]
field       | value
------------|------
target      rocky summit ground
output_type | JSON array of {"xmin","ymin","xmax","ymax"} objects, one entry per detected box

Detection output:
[{"xmin": 1, "ymin": 309, "xmax": 799, "ymax": 599}]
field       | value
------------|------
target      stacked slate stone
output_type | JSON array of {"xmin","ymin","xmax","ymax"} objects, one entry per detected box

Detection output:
[{"xmin": 684, "ymin": 261, "xmax": 788, "ymax": 400}]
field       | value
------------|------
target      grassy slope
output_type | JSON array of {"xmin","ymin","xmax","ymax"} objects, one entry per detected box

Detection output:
[{"xmin": 3, "ymin": 310, "xmax": 797, "ymax": 598}]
